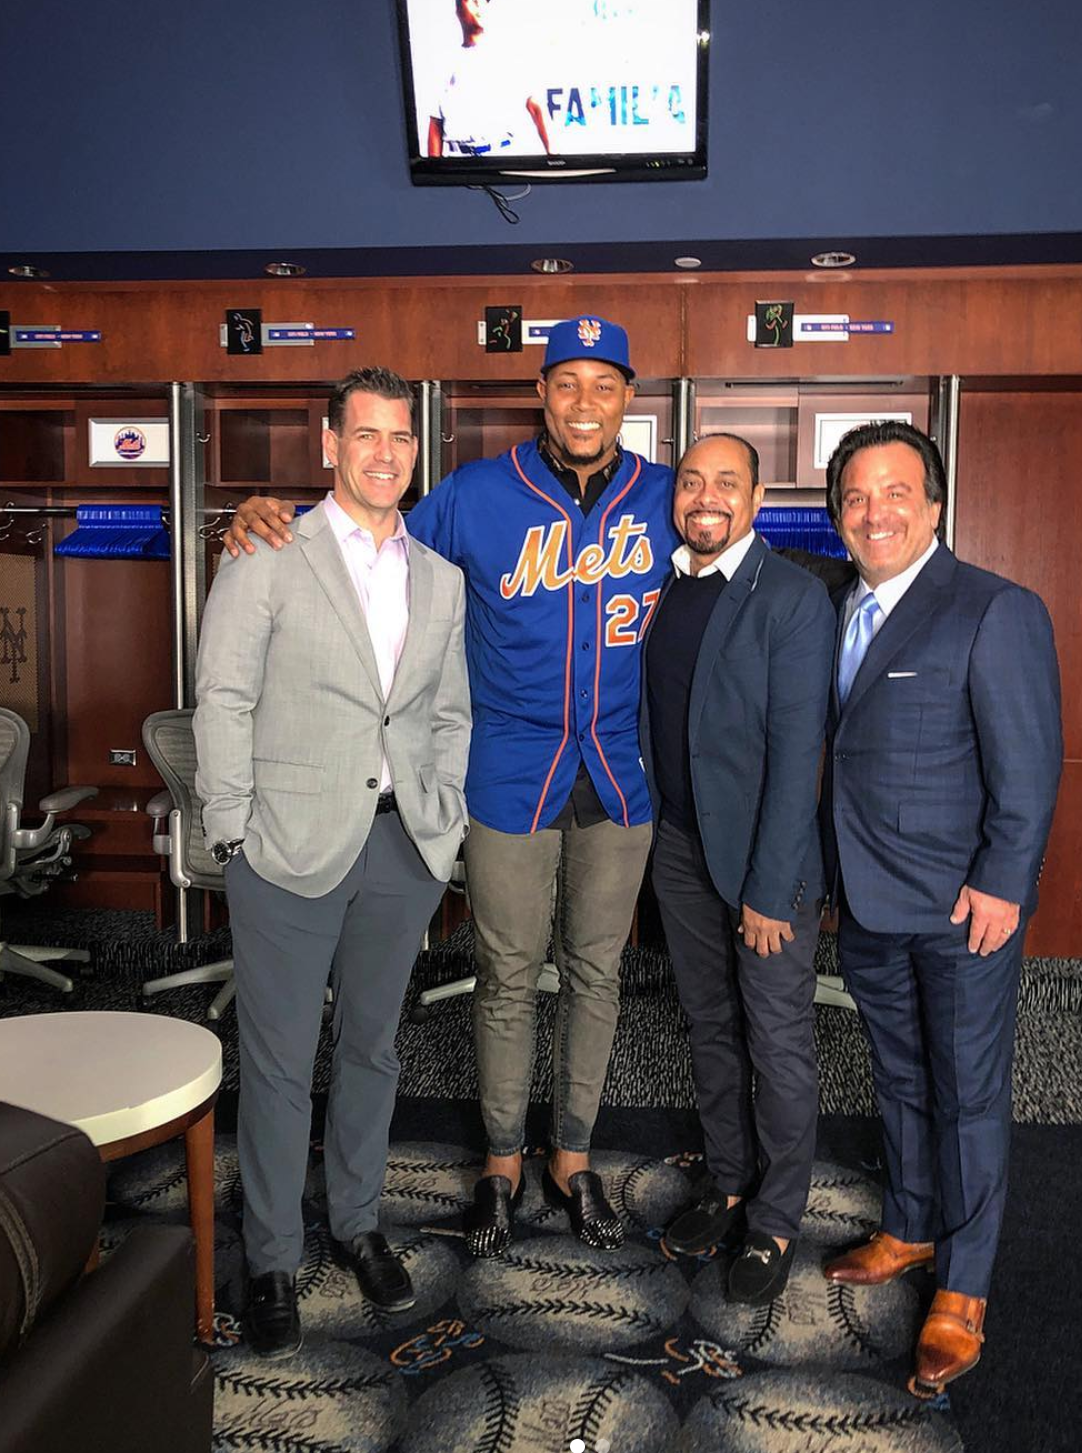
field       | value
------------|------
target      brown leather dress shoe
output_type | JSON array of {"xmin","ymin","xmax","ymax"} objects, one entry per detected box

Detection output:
[
  {"xmin": 823, "ymin": 1230, "xmax": 935, "ymax": 1284},
  {"xmin": 908, "ymin": 1290, "xmax": 986, "ymax": 1398}
]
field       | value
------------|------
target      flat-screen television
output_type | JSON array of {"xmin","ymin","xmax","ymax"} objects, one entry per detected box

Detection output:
[{"xmin": 396, "ymin": 0, "xmax": 710, "ymax": 185}]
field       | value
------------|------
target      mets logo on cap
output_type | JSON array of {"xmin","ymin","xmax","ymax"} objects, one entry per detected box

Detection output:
[
  {"xmin": 577, "ymin": 318, "xmax": 603, "ymax": 348},
  {"xmin": 114, "ymin": 427, "xmax": 146, "ymax": 461}
]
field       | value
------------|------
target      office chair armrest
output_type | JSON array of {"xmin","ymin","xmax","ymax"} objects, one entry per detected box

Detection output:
[
  {"xmin": 12, "ymin": 823, "xmax": 52, "ymax": 852},
  {"xmin": 38, "ymin": 786, "xmax": 99, "ymax": 814},
  {"xmin": 12, "ymin": 787, "xmax": 98, "ymax": 851},
  {"xmin": 147, "ymin": 790, "xmax": 173, "ymax": 819},
  {"xmin": 147, "ymin": 792, "xmax": 173, "ymax": 859},
  {"xmin": 15, "ymin": 833, "xmax": 71, "ymax": 869}
]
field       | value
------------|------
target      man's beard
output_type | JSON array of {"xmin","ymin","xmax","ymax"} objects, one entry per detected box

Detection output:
[
  {"xmin": 550, "ymin": 434, "xmax": 607, "ymax": 470},
  {"xmin": 685, "ymin": 514, "xmax": 732, "ymax": 556}
]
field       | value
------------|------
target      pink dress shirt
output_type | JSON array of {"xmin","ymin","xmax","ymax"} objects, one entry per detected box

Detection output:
[{"xmin": 323, "ymin": 494, "xmax": 410, "ymax": 792}]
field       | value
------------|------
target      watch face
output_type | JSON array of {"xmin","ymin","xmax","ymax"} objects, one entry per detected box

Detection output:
[{"xmin": 212, "ymin": 842, "xmax": 231, "ymax": 865}]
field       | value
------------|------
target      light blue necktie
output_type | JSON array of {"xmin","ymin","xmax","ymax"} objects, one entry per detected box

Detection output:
[{"xmin": 837, "ymin": 592, "xmax": 881, "ymax": 704}]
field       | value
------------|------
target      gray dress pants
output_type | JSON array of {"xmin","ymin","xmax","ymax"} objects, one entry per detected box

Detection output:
[
  {"xmin": 226, "ymin": 809, "xmax": 446, "ymax": 1276},
  {"xmin": 465, "ymin": 815, "xmax": 652, "ymax": 1155}
]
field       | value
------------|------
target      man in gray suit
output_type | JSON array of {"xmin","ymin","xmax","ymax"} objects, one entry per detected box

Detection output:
[{"xmin": 194, "ymin": 366, "xmax": 470, "ymax": 1359}]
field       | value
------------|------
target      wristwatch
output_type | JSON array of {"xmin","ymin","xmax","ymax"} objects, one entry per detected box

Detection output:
[{"xmin": 210, "ymin": 838, "xmax": 245, "ymax": 866}]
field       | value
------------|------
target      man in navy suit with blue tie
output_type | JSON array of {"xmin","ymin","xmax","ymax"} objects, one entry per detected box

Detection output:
[{"xmin": 819, "ymin": 420, "xmax": 1062, "ymax": 1397}]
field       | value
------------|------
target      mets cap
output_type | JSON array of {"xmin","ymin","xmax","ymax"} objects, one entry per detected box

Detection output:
[{"xmin": 541, "ymin": 316, "xmax": 635, "ymax": 380}]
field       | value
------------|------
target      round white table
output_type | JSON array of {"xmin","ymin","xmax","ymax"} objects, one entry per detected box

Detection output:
[{"xmin": 0, "ymin": 1010, "xmax": 222, "ymax": 1342}]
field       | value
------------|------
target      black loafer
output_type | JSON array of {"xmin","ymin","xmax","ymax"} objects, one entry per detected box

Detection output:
[
  {"xmin": 344, "ymin": 1231, "xmax": 415, "ymax": 1312},
  {"xmin": 464, "ymin": 1173, "xmax": 525, "ymax": 1258},
  {"xmin": 246, "ymin": 1270, "xmax": 303, "ymax": 1359},
  {"xmin": 542, "ymin": 1167, "xmax": 624, "ymax": 1250},
  {"xmin": 727, "ymin": 1231, "xmax": 797, "ymax": 1305},
  {"xmin": 664, "ymin": 1186, "xmax": 745, "ymax": 1256}
]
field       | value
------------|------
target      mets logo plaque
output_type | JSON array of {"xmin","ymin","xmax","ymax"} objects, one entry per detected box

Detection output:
[{"xmin": 114, "ymin": 426, "xmax": 147, "ymax": 461}]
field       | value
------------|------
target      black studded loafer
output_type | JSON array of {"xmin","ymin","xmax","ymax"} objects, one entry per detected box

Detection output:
[
  {"xmin": 343, "ymin": 1231, "xmax": 415, "ymax": 1312},
  {"xmin": 542, "ymin": 1167, "xmax": 624, "ymax": 1250},
  {"xmin": 464, "ymin": 1173, "xmax": 525, "ymax": 1258},
  {"xmin": 664, "ymin": 1186, "xmax": 746, "ymax": 1256},
  {"xmin": 246, "ymin": 1270, "xmax": 303, "ymax": 1359},
  {"xmin": 727, "ymin": 1231, "xmax": 797, "ymax": 1305}
]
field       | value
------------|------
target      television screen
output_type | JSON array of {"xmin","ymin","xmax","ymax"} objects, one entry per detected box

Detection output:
[{"xmin": 397, "ymin": 0, "xmax": 709, "ymax": 185}]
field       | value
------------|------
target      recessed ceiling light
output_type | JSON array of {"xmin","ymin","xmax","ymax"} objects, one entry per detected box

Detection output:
[
  {"xmin": 264, "ymin": 261, "xmax": 307, "ymax": 277},
  {"xmin": 531, "ymin": 257, "xmax": 574, "ymax": 274},
  {"xmin": 674, "ymin": 256, "xmax": 702, "ymax": 269},
  {"xmin": 7, "ymin": 264, "xmax": 49, "ymax": 279},
  {"xmin": 810, "ymin": 250, "xmax": 856, "ymax": 269}
]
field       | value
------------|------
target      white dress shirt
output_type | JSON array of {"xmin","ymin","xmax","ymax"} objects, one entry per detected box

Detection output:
[
  {"xmin": 323, "ymin": 494, "xmax": 410, "ymax": 792},
  {"xmin": 842, "ymin": 537, "xmax": 940, "ymax": 638},
  {"xmin": 671, "ymin": 528, "xmax": 758, "ymax": 581}
]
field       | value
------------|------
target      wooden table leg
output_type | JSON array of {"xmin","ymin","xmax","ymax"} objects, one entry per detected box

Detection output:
[{"xmin": 184, "ymin": 1104, "xmax": 216, "ymax": 1343}]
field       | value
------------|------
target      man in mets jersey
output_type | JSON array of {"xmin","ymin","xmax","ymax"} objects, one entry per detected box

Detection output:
[{"xmin": 224, "ymin": 317, "xmax": 678, "ymax": 1255}]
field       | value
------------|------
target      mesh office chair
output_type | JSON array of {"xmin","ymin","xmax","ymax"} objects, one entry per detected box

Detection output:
[
  {"xmin": 0, "ymin": 707, "xmax": 97, "ymax": 993},
  {"xmin": 141, "ymin": 708, "xmax": 235, "ymax": 1020}
]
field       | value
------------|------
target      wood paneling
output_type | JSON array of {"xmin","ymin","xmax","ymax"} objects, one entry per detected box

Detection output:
[
  {"xmin": 956, "ymin": 391, "xmax": 1082, "ymax": 759},
  {"xmin": 0, "ymin": 279, "xmax": 684, "ymax": 385},
  {"xmin": 3, "ymin": 266, "xmax": 1082, "ymax": 387},
  {"xmin": 214, "ymin": 408, "xmax": 309, "ymax": 485},
  {"xmin": 52, "ymin": 862, "xmax": 163, "ymax": 913},
  {"xmin": 57, "ymin": 553, "xmax": 174, "ymax": 789},
  {"xmin": 50, "ymin": 791, "xmax": 167, "ymax": 914},
  {"xmin": 0, "ymin": 407, "xmax": 69, "ymax": 482},
  {"xmin": 685, "ymin": 272, "xmax": 1082, "ymax": 380},
  {"xmin": 957, "ymin": 388, "xmax": 1082, "ymax": 957}
]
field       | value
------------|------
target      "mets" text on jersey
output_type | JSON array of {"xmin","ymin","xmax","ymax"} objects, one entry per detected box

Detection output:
[{"xmin": 499, "ymin": 514, "xmax": 654, "ymax": 599}]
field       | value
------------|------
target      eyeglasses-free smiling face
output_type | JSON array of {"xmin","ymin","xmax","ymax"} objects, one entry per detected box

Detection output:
[
  {"xmin": 537, "ymin": 358, "xmax": 635, "ymax": 478},
  {"xmin": 837, "ymin": 441, "xmax": 942, "ymax": 587},
  {"xmin": 323, "ymin": 391, "xmax": 418, "ymax": 534},
  {"xmin": 673, "ymin": 435, "xmax": 765, "ymax": 573}
]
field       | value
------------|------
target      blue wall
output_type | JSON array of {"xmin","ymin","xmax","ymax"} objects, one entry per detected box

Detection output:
[{"xmin": 2, "ymin": 0, "xmax": 1079, "ymax": 254}]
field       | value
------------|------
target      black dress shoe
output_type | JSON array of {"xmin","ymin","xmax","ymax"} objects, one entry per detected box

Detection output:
[
  {"xmin": 464, "ymin": 1173, "xmax": 525, "ymax": 1258},
  {"xmin": 542, "ymin": 1167, "xmax": 624, "ymax": 1250},
  {"xmin": 344, "ymin": 1231, "xmax": 415, "ymax": 1312},
  {"xmin": 664, "ymin": 1186, "xmax": 745, "ymax": 1255},
  {"xmin": 727, "ymin": 1232, "xmax": 797, "ymax": 1305},
  {"xmin": 246, "ymin": 1271, "xmax": 303, "ymax": 1359}
]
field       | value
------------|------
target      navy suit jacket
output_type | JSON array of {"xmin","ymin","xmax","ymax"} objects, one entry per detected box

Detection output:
[
  {"xmin": 641, "ymin": 534, "xmax": 836, "ymax": 922},
  {"xmin": 821, "ymin": 543, "xmax": 1062, "ymax": 934}
]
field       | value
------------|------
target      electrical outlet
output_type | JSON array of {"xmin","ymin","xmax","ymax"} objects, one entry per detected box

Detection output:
[{"xmin": 109, "ymin": 749, "xmax": 137, "ymax": 767}]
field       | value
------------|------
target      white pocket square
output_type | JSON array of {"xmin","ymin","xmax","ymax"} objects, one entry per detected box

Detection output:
[{"xmin": 887, "ymin": 671, "xmax": 918, "ymax": 678}]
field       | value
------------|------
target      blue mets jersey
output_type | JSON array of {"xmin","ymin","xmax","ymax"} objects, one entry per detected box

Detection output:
[{"xmin": 408, "ymin": 439, "xmax": 678, "ymax": 834}]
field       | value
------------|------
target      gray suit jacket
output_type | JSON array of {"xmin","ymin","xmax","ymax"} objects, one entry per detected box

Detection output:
[{"xmin": 193, "ymin": 503, "xmax": 471, "ymax": 896}]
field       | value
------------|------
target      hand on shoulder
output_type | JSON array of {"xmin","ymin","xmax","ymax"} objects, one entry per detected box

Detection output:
[{"xmin": 222, "ymin": 496, "xmax": 297, "ymax": 558}]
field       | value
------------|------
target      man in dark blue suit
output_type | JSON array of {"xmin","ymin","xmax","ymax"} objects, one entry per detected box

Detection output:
[
  {"xmin": 641, "ymin": 433, "xmax": 836, "ymax": 1305},
  {"xmin": 819, "ymin": 420, "xmax": 1062, "ymax": 1397}
]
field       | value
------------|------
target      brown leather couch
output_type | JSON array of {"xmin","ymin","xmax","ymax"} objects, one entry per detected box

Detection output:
[{"xmin": 0, "ymin": 1100, "xmax": 213, "ymax": 1453}]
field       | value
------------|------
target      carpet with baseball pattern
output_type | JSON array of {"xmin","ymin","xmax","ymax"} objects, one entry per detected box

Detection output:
[
  {"xmin": 3, "ymin": 906, "xmax": 1081, "ymax": 1451},
  {"xmin": 97, "ymin": 1103, "xmax": 1081, "ymax": 1453},
  {"xmin": 106, "ymin": 1121, "xmax": 954, "ymax": 1453}
]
